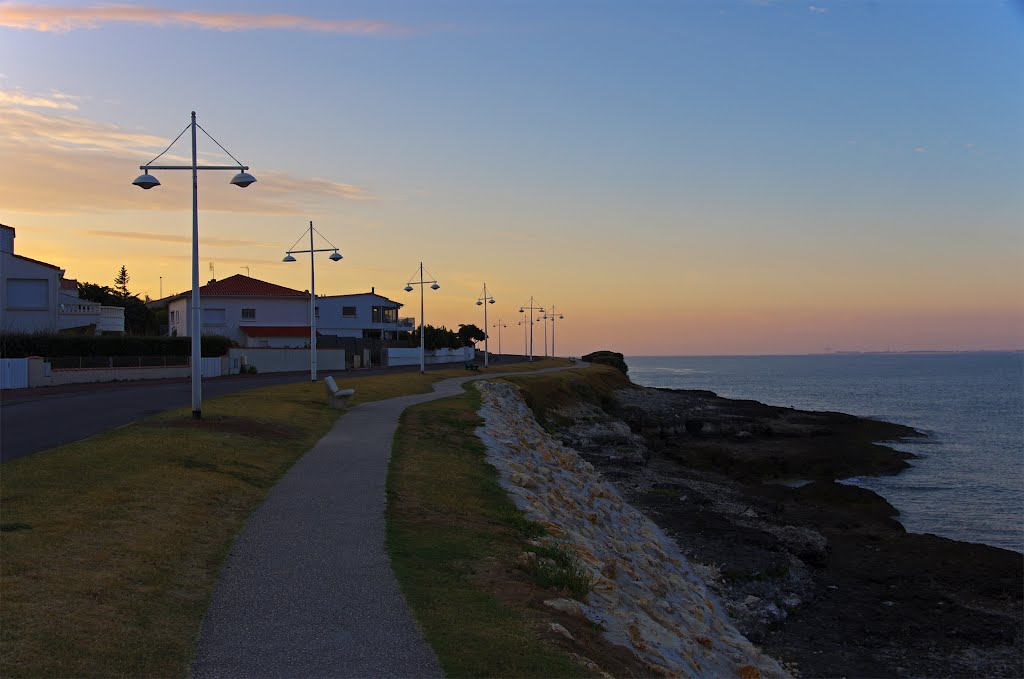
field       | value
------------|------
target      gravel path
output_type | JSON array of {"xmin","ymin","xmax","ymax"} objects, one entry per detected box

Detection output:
[{"xmin": 192, "ymin": 363, "xmax": 586, "ymax": 679}]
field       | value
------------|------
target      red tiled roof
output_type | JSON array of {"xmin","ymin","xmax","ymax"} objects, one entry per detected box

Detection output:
[
  {"xmin": 240, "ymin": 326, "xmax": 319, "ymax": 337},
  {"xmin": 188, "ymin": 274, "xmax": 308, "ymax": 297}
]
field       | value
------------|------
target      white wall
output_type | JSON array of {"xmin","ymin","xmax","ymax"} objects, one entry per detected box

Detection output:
[
  {"xmin": 228, "ymin": 347, "xmax": 346, "ymax": 374},
  {"xmin": 0, "ymin": 251, "xmax": 61, "ymax": 332},
  {"xmin": 168, "ymin": 295, "xmax": 311, "ymax": 344},
  {"xmin": 384, "ymin": 346, "xmax": 475, "ymax": 367}
]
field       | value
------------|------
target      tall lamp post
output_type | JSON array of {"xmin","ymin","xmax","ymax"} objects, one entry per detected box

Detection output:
[
  {"xmin": 518, "ymin": 319, "xmax": 528, "ymax": 357},
  {"xmin": 403, "ymin": 262, "xmax": 440, "ymax": 373},
  {"xmin": 475, "ymin": 283, "xmax": 496, "ymax": 367},
  {"xmin": 282, "ymin": 221, "xmax": 343, "ymax": 382},
  {"xmin": 132, "ymin": 111, "xmax": 256, "ymax": 419},
  {"xmin": 492, "ymin": 319, "xmax": 507, "ymax": 360},
  {"xmin": 518, "ymin": 297, "xmax": 545, "ymax": 362},
  {"xmin": 541, "ymin": 305, "xmax": 566, "ymax": 357}
]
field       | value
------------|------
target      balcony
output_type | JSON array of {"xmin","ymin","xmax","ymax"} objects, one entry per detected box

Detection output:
[
  {"xmin": 59, "ymin": 302, "xmax": 125, "ymax": 334},
  {"xmin": 397, "ymin": 317, "xmax": 415, "ymax": 328}
]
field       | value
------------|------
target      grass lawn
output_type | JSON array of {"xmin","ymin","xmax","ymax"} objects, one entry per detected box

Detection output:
[
  {"xmin": 386, "ymin": 385, "xmax": 589, "ymax": 678},
  {"xmin": 0, "ymin": 357, "xmax": 577, "ymax": 677}
]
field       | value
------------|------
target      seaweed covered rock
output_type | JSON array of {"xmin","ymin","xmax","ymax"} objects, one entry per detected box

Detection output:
[{"xmin": 581, "ymin": 350, "xmax": 628, "ymax": 376}]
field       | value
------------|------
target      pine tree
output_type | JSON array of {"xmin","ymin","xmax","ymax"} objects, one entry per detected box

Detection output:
[{"xmin": 114, "ymin": 265, "xmax": 131, "ymax": 301}]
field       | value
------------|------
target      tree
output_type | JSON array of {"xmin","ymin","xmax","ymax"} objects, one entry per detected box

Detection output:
[
  {"xmin": 457, "ymin": 323, "xmax": 486, "ymax": 347},
  {"xmin": 114, "ymin": 265, "xmax": 131, "ymax": 301}
]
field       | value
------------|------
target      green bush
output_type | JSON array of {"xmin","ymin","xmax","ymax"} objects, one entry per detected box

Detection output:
[{"xmin": 0, "ymin": 333, "xmax": 233, "ymax": 358}]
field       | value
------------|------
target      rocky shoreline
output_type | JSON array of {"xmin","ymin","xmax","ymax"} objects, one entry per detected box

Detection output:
[{"xmin": 549, "ymin": 381, "xmax": 1023, "ymax": 677}]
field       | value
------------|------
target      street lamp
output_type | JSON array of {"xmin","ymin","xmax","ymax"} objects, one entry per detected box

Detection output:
[
  {"xmin": 541, "ymin": 305, "xmax": 566, "ymax": 357},
  {"xmin": 517, "ymin": 319, "xmax": 528, "ymax": 357},
  {"xmin": 282, "ymin": 221, "xmax": 343, "ymax": 382},
  {"xmin": 475, "ymin": 283, "xmax": 496, "ymax": 367},
  {"xmin": 132, "ymin": 111, "xmax": 256, "ymax": 419},
  {"xmin": 403, "ymin": 262, "xmax": 440, "ymax": 373},
  {"xmin": 518, "ymin": 297, "xmax": 545, "ymax": 362},
  {"xmin": 492, "ymin": 318, "xmax": 507, "ymax": 360}
]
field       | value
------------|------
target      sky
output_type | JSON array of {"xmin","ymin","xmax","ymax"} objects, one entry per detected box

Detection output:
[{"xmin": 1, "ymin": 0, "xmax": 1021, "ymax": 356}]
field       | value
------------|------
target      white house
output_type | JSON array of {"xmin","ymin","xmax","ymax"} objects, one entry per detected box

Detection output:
[
  {"xmin": 156, "ymin": 275, "xmax": 416, "ymax": 347},
  {"xmin": 316, "ymin": 288, "xmax": 414, "ymax": 340},
  {"xmin": 163, "ymin": 274, "xmax": 311, "ymax": 347},
  {"xmin": 1, "ymin": 224, "xmax": 124, "ymax": 335}
]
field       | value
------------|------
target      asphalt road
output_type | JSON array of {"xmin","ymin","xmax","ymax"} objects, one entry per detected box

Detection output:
[{"xmin": 0, "ymin": 355, "xmax": 535, "ymax": 463}]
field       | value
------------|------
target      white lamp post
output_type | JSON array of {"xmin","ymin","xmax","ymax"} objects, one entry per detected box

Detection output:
[
  {"xmin": 492, "ymin": 319, "xmax": 507, "ymax": 360},
  {"xmin": 475, "ymin": 283, "xmax": 496, "ymax": 367},
  {"xmin": 132, "ymin": 111, "xmax": 256, "ymax": 419},
  {"xmin": 403, "ymin": 262, "xmax": 440, "ymax": 373},
  {"xmin": 282, "ymin": 221, "xmax": 343, "ymax": 382},
  {"xmin": 541, "ymin": 305, "xmax": 566, "ymax": 357},
  {"xmin": 518, "ymin": 297, "xmax": 545, "ymax": 362}
]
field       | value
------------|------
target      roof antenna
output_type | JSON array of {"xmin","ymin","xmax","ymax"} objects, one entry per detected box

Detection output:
[
  {"xmin": 241, "ymin": 265, "xmax": 250, "ymax": 276},
  {"xmin": 209, "ymin": 261, "xmax": 215, "ymax": 280}
]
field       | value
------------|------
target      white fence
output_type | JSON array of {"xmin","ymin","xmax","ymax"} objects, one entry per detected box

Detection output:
[
  {"xmin": 201, "ymin": 357, "xmax": 222, "ymax": 378},
  {"xmin": 1, "ymin": 358, "xmax": 29, "ymax": 389},
  {"xmin": 384, "ymin": 346, "xmax": 475, "ymax": 367},
  {"xmin": 228, "ymin": 347, "xmax": 346, "ymax": 374}
]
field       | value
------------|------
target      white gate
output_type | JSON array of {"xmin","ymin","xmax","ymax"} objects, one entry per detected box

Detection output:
[
  {"xmin": 201, "ymin": 357, "xmax": 222, "ymax": 378},
  {"xmin": 0, "ymin": 358, "xmax": 29, "ymax": 389}
]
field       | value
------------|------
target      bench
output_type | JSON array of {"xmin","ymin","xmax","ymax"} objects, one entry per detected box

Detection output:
[
  {"xmin": 324, "ymin": 375, "xmax": 355, "ymax": 399},
  {"xmin": 464, "ymin": 362, "xmax": 480, "ymax": 371}
]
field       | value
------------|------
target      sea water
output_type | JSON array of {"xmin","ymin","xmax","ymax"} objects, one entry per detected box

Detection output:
[{"xmin": 625, "ymin": 353, "xmax": 1024, "ymax": 553}]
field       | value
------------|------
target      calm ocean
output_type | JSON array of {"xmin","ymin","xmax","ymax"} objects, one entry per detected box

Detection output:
[{"xmin": 625, "ymin": 353, "xmax": 1024, "ymax": 554}]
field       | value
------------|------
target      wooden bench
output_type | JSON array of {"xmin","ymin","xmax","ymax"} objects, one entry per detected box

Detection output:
[{"xmin": 464, "ymin": 362, "xmax": 480, "ymax": 371}]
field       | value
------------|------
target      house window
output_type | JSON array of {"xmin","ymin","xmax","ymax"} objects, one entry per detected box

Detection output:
[
  {"xmin": 315, "ymin": 306, "xmax": 320, "ymax": 318},
  {"xmin": 342, "ymin": 306, "xmax": 357, "ymax": 318},
  {"xmin": 383, "ymin": 306, "xmax": 397, "ymax": 323},
  {"xmin": 204, "ymin": 308, "xmax": 226, "ymax": 325},
  {"xmin": 242, "ymin": 308, "xmax": 256, "ymax": 320},
  {"xmin": 6, "ymin": 279, "xmax": 48, "ymax": 309},
  {"xmin": 170, "ymin": 310, "xmax": 178, "ymax": 324},
  {"xmin": 371, "ymin": 306, "xmax": 382, "ymax": 323}
]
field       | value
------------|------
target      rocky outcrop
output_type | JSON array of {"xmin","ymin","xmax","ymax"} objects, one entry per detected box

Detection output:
[
  {"xmin": 475, "ymin": 380, "xmax": 787, "ymax": 679},
  {"xmin": 525, "ymin": 379, "xmax": 1024, "ymax": 678},
  {"xmin": 581, "ymin": 350, "xmax": 629, "ymax": 376}
]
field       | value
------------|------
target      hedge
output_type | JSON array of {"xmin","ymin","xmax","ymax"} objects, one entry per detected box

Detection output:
[{"xmin": 0, "ymin": 333, "xmax": 233, "ymax": 358}]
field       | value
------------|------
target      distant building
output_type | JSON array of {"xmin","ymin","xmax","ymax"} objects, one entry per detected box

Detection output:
[
  {"xmin": 0, "ymin": 224, "xmax": 125, "ymax": 334},
  {"xmin": 317, "ymin": 289, "xmax": 413, "ymax": 339},
  {"xmin": 154, "ymin": 275, "xmax": 412, "ymax": 347}
]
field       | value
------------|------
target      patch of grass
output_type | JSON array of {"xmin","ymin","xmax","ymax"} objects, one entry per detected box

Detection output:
[
  {"xmin": 1, "ymin": 369, "xmax": 509, "ymax": 679},
  {"xmin": 519, "ymin": 543, "xmax": 593, "ymax": 600},
  {"xmin": 500, "ymin": 364, "xmax": 632, "ymax": 422},
  {"xmin": 386, "ymin": 387, "xmax": 588, "ymax": 678}
]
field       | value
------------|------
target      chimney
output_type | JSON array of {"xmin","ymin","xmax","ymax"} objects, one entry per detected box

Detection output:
[
  {"xmin": 371, "ymin": 286, "xmax": 375, "ymax": 295},
  {"xmin": 207, "ymin": 279, "xmax": 216, "ymax": 284}
]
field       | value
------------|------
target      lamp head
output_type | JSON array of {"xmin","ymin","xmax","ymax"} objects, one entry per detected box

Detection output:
[
  {"xmin": 132, "ymin": 172, "xmax": 161, "ymax": 190},
  {"xmin": 404, "ymin": 285, "xmax": 414, "ymax": 292},
  {"xmin": 430, "ymin": 282, "xmax": 440, "ymax": 290},
  {"xmin": 559, "ymin": 315, "xmax": 564, "ymax": 319},
  {"xmin": 282, "ymin": 254, "xmax": 297, "ymax": 263},
  {"xmin": 489, "ymin": 298, "xmax": 495, "ymax": 304},
  {"xmin": 476, "ymin": 300, "xmax": 483, "ymax": 306},
  {"xmin": 518, "ymin": 308, "xmax": 524, "ymax": 313},
  {"xmin": 329, "ymin": 251, "xmax": 343, "ymax": 262},
  {"xmin": 539, "ymin": 308, "xmax": 546, "ymax": 313},
  {"xmin": 230, "ymin": 171, "xmax": 257, "ymax": 188}
]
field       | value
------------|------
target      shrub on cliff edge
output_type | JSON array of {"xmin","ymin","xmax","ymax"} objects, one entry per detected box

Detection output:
[{"xmin": 581, "ymin": 350, "xmax": 628, "ymax": 376}]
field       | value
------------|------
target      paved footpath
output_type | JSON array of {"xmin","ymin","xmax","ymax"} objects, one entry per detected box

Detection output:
[{"xmin": 192, "ymin": 363, "xmax": 586, "ymax": 679}]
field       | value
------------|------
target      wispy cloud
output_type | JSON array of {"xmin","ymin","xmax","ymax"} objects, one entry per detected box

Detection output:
[
  {"xmin": 83, "ymin": 229, "xmax": 266, "ymax": 247},
  {"xmin": 0, "ymin": 88, "xmax": 377, "ymax": 214},
  {"xmin": 0, "ymin": 88, "xmax": 80, "ymax": 110},
  {"xmin": 913, "ymin": 146, "xmax": 927, "ymax": 153},
  {"xmin": 808, "ymin": 6, "xmax": 829, "ymax": 14},
  {"xmin": 0, "ymin": 3, "xmax": 411, "ymax": 34}
]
